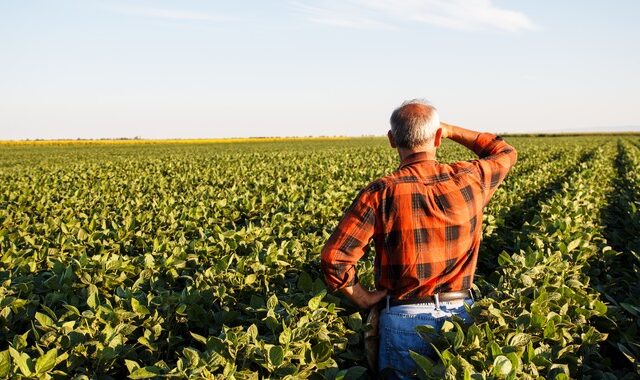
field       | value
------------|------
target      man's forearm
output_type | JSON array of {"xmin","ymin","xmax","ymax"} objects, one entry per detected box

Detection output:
[
  {"xmin": 441, "ymin": 123, "xmax": 481, "ymax": 152},
  {"xmin": 340, "ymin": 283, "xmax": 388, "ymax": 309}
]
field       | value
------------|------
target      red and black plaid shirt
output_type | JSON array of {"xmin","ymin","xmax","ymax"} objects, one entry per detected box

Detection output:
[{"xmin": 321, "ymin": 133, "xmax": 517, "ymax": 300}]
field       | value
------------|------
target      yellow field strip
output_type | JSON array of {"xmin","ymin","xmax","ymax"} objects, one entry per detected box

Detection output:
[{"xmin": 0, "ymin": 136, "xmax": 354, "ymax": 146}]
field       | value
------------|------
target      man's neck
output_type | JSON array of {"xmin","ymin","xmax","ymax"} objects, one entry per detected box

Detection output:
[{"xmin": 398, "ymin": 147, "xmax": 437, "ymax": 162}]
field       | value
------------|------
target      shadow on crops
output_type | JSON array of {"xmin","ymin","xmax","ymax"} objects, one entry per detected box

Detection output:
[
  {"xmin": 582, "ymin": 140, "xmax": 640, "ymax": 376},
  {"xmin": 476, "ymin": 149, "xmax": 596, "ymax": 278},
  {"xmin": 601, "ymin": 141, "xmax": 640, "ymax": 254}
]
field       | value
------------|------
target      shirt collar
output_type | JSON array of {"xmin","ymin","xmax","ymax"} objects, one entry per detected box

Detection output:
[{"xmin": 398, "ymin": 152, "xmax": 438, "ymax": 169}]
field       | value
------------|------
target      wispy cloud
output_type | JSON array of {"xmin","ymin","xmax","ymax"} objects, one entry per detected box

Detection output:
[
  {"xmin": 291, "ymin": 2, "xmax": 390, "ymax": 29},
  {"xmin": 109, "ymin": 4, "xmax": 225, "ymax": 22},
  {"xmin": 292, "ymin": 0, "xmax": 537, "ymax": 32}
]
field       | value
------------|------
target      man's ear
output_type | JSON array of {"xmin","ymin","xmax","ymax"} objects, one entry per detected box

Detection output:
[
  {"xmin": 387, "ymin": 130, "xmax": 396, "ymax": 148},
  {"xmin": 433, "ymin": 128, "xmax": 443, "ymax": 148}
]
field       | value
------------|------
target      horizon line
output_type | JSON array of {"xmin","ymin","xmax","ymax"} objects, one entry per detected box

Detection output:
[{"xmin": 2, "ymin": 131, "xmax": 640, "ymax": 145}]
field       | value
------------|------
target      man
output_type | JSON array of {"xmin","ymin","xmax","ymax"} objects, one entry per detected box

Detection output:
[{"xmin": 320, "ymin": 99, "xmax": 517, "ymax": 378}]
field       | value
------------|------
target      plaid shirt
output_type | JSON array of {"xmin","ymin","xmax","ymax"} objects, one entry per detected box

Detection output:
[{"xmin": 321, "ymin": 133, "xmax": 517, "ymax": 300}]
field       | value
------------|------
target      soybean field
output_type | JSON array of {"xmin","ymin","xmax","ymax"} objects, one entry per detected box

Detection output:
[{"xmin": 1, "ymin": 136, "xmax": 639, "ymax": 379}]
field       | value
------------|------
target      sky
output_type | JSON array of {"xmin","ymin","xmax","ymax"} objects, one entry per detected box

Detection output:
[{"xmin": 1, "ymin": 0, "xmax": 639, "ymax": 139}]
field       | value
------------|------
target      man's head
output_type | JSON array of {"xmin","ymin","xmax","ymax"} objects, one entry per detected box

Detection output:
[{"xmin": 388, "ymin": 99, "xmax": 441, "ymax": 151}]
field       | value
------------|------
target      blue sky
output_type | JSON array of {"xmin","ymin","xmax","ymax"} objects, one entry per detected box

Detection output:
[{"xmin": 1, "ymin": 0, "xmax": 639, "ymax": 139}]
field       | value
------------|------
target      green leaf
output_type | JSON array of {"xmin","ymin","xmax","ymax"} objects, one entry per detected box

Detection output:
[
  {"xmin": 617, "ymin": 343, "xmax": 637, "ymax": 364},
  {"xmin": 267, "ymin": 294, "xmax": 278, "ymax": 310},
  {"xmin": 247, "ymin": 324, "xmax": 259, "ymax": 341},
  {"xmin": 137, "ymin": 336, "xmax": 156, "ymax": 351},
  {"xmin": 453, "ymin": 324, "xmax": 464, "ymax": 350},
  {"xmin": 341, "ymin": 366, "xmax": 368, "ymax": 380},
  {"xmin": 8, "ymin": 347, "xmax": 31, "ymax": 376},
  {"xmin": 269, "ymin": 345, "xmax": 284, "ymax": 367},
  {"xmin": 77, "ymin": 228, "xmax": 89, "ymax": 240},
  {"xmin": 35, "ymin": 312, "xmax": 55, "ymax": 328},
  {"xmin": 12, "ymin": 332, "xmax": 28, "ymax": 351},
  {"xmin": 131, "ymin": 298, "xmax": 150, "ymax": 315},
  {"xmin": 566, "ymin": 238, "xmax": 581, "ymax": 252},
  {"xmin": 544, "ymin": 319, "xmax": 556, "ymax": 339},
  {"xmin": 410, "ymin": 350, "xmax": 434, "ymax": 373},
  {"xmin": 620, "ymin": 302, "xmax": 640, "ymax": 317},
  {"xmin": 506, "ymin": 352, "xmax": 520, "ymax": 372},
  {"xmin": 492, "ymin": 355, "xmax": 513, "ymax": 378},
  {"xmin": 416, "ymin": 325, "xmax": 438, "ymax": 341},
  {"xmin": 347, "ymin": 312, "xmax": 363, "ymax": 330},
  {"xmin": 525, "ymin": 341, "xmax": 535, "ymax": 364},
  {"xmin": 549, "ymin": 364, "xmax": 570, "ymax": 379},
  {"xmin": 581, "ymin": 326, "xmax": 607, "ymax": 345},
  {"xmin": 190, "ymin": 332, "xmax": 208, "ymax": 345},
  {"xmin": 35, "ymin": 348, "xmax": 57, "ymax": 374},
  {"xmin": 129, "ymin": 366, "xmax": 162, "ymax": 379},
  {"xmin": 279, "ymin": 327, "xmax": 291, "ymax": 345},
  {"xmin": 250, "ymin": 295, "xmax": 265, "ymax": 309},
  {"xmin": 593, "ymin": 300, "xmax": 607, "ymax": 315},
  {"xmin": 297, "ymin": 271, "xmax": 313, "ymax": 292},
  {"xmin": 488, "ymin": 341, "xmax": 502, "ymax": 359},
  {"xmin": 441, "ymin": 320, "xmax": 455, "ymax": 333},
  {"xmin": 311, "ymin": 341, "xmax": 332, "ymax": 363},
  {"xmin": 497, "ymin": 251, "xmax": 512, "ymax": 265},
  {"xmin": 308, "ymin": 290, "xmax": 326, "ymax": 310},
  {"xmin": 509, "ymin": 333, "xmax": 531, "ymax": 347},
  {"xmin": 124, "ymin": 359, "xmax": 141, "ymax": 373},
  {"xmin": 0, "ymin": 350, "xmax": 11, "ymax": 378},
  {"xmin": 264, "ymin": 315, "xmax": 279, "ymax": 332},
  {"xmin": 87, "ymin": 284, "xmax": 100, "ymax": 309},
  {"xmin": 183, "ymin": 347, "xmax": 200, "ymax": 367}
]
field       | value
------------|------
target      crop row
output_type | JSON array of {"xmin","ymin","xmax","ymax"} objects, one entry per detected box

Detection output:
[
  {"xmin": 583, "ymin": 140, "xmax": 640, "ymax": 378},
  {"xmin": 410, "ymin": 140, "xmax": 619, "ymax": 379},
  {"xmin": 476, "ymin": 143, "xmax": 589, "ymax": 277}
]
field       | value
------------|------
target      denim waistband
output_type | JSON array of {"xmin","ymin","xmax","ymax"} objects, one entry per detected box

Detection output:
[
  {"xmin": 383, "ymin": 295, "xmax": 474, "ymax": 313},
  {"xmin": 385, "ymin": 299, "xmax": 473, "ymax": 316}
]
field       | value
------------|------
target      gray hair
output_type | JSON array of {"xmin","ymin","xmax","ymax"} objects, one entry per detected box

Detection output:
[{"xmin": 389, "ymin": 99, "xmax": 440, "ymax": 149}]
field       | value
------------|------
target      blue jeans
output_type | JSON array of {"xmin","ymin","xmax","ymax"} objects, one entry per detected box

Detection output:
[{"xmin": 378, "ymin": 298, "xmax": 474, "ymax": 379}]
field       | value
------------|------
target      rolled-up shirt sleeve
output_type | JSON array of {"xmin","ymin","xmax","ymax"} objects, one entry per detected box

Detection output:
[
  {"xmin": 321, "ymin": 186, "xmax": 377, "ymax": 292},
  {"xmin": 470, "ymin": 133, "xmax": 518, "ymax": 205}
]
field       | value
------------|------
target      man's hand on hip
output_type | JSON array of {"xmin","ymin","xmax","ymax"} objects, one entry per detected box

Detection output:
[{"xmin": 340, "ymin": 283, "xmax": 388, "ymax": 309}]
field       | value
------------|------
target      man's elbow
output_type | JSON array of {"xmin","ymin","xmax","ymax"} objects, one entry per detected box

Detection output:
[
  {"xmin": 509, "ymin": 146, "xmax": 518, "ymax": 167},
  {"xmin": 498, "ymin": 141, "xmax": 517, "ymax": 169},
  {"xmin": 320, "ymin": 245, "xmax": 334, "ymax": 276},
  {"xmin": 504, "ymin": 145, "xmax": 517, "ymax": 167},
  {"xmin": 320, "ymin": 247, "xmax": 339, "ymax": 292},
  {"xmin": 320, "ymin": 252, "xmax": 355, "ymax": 293},
  {"xmin": 319, "ymin": 268, "xmax": 342, "ymax": 294}
]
